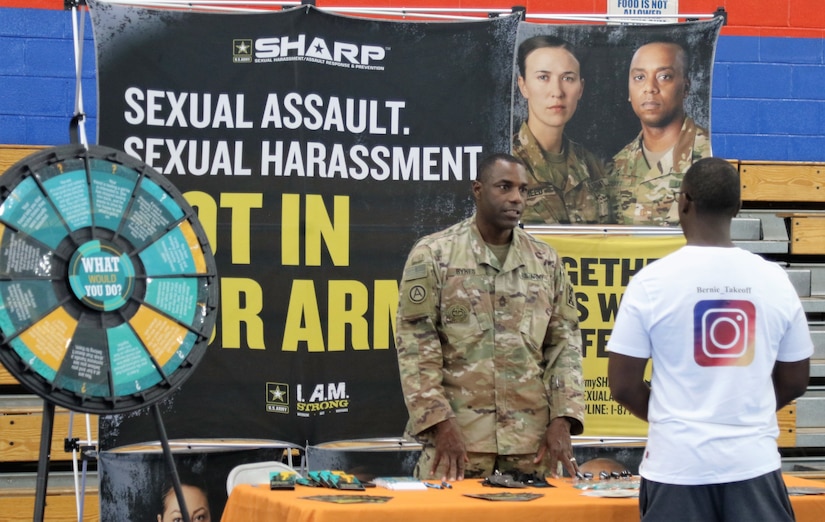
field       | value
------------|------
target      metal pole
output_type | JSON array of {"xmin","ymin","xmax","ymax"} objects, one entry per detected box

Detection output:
[
  {"xmin": 33, "ymin": 401, "xmax": 56, "ymax": 522},
  {"xmin": 152, "ymin": 403, "xmax": 192, "ymax": 522}
]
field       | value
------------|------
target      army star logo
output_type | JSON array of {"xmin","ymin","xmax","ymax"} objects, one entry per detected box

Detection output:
[
  {"xmin": 233, "ymin": 39, "xmax": 252, "ymax": 57},
  {"xmin": 270, "ymin": 385, "xmax": 285, "ymax": 402},
  {"xmin": 409, "ymin": 285, "xmax": 426, "ymax": 304},
  {"xmin": 266, "ymin": 382, "xmax": 289, "ymax": 406}
]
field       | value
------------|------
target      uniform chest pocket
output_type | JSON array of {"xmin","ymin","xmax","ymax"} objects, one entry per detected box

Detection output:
[
  {"xmin": 518, "ymin": 282, "xmax": 552, "ymax": 352},
  {"xmin": 439, "ymin": 276, "xmax": 492, "ymax": 347}
]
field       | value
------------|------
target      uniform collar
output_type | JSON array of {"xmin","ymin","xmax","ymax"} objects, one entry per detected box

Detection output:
[{"xmin": 467, "ymin": 215, "xmax": 527, "ymax": 272}]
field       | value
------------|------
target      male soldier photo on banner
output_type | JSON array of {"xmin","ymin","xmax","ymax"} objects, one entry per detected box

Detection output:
[
  {"xmin": 511, "ymin": 18, "xmax": 723, "ymax": 227},
  {"xmin": 611, "ymin": 38, "xmax": 712, "ymax": 225}
]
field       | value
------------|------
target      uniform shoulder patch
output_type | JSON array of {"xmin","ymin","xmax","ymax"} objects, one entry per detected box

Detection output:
[
  {"xmin": 403, "ymin": 263, "xmax": 428, "ymax": 281},
  {"xmin": 407, "ymin": 284, "xmax": 427, "ymax": 304}
]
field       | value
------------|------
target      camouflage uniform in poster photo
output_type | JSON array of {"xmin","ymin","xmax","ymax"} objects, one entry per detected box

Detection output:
[
  {"xmin": 396, "ymin": 209, "xmax": 584, "ymax": 478},
  {"xmin": 612, "ymin": 116, "xmax": 710, "ymax": 225},
  {"xmin": 611, "ymin": 39, "xmax": 711, "ymax": 226},
  {"xmin": 514, "ymin": 123, "xmax": 612, "ymax": 224},
  {"xmin": 513, "ymin": 35, "xmax": 611, "ymax": 225}
]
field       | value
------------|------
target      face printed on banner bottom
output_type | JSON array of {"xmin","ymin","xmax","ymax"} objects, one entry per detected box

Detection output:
[{"xmin": 158, "ymin": 484, "xmax": 211, "ymax": 522}]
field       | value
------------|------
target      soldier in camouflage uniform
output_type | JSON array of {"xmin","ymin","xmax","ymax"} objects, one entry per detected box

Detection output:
[
  {"xmin": 611, "ymin": 39, "xmax": 712, "ymax": 226},
  {"xmin": 514, "ymin": 123, "xmax": 612, "ymax": 224},
  {"xmin": 613, "ymin": 117, "xmax": 710, "ymax": 225},
  {"xmin": 396, "ymin": 153, "xmax": 585, "ymax": 481},
  {"xmin": 513, "ymin": 35, "xmax": 611, "ymax": 225}
]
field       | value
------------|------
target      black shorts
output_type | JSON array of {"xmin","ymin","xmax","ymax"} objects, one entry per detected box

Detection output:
[{"xmin": 639, "ymin": 468, "xmax": 795, "ymax": 522}]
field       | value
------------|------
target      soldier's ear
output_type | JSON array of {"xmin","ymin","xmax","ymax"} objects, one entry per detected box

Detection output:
[
  {"xmin": 471, "ymin": 180, "xmax": 482, "ymax": 200},
  {"xmin": 517, "ymin": 75, "xmax": 528, "ymax": 99}
]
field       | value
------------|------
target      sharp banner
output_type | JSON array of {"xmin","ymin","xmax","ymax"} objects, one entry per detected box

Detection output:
[
  {"xmin": 88, "ymin": 1, "xmax": 720, "ymax": 447},
  {"xmin": 89, "ymin": 1, "xmax": 519, "ymax": 448}
]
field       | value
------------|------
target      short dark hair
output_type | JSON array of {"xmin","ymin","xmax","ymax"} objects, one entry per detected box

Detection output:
[
  {"xmin": 632, "ymin": 38, "xmax": 690, "ymax": 77},
  {"xmin": 517, "ymin": 35, "xmax": 579, "ymax": 78},
  {"xmin": 682, "ymin": 157, "xmax": 740, "ymax": 217},
  {"xmin": 477, "ymin": 153, "xmax": 526, "ymax": 183}
]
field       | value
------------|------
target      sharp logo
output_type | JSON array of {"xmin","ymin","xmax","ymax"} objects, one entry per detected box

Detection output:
[
  {"xmin": 250, "ymin": 35, "xmax": 387, "ymax": 69},
  {"xmin": 296, "ymin": 382, "xmax": 350, "ymax": 415}
]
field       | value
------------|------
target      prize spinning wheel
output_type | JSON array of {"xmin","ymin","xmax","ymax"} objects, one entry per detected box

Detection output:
[{"xmin": 0, "ymin": 144, "xmax": 217, "ymax": 415}]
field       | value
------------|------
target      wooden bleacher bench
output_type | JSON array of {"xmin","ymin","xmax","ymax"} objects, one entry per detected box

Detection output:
[
  {"xmin": 0, "ymin": 483, "xmax": 99, "ymax": 522},
  {"xmin": 0, "ymin": 366, "xmax": 19, "ymax": 386},
  {"xmin": 0, "ymin": 395, "xmax": 98, "ymax": 463},
  {"xmin": 778, "ymin": 403, "xmax": 797, "ymax": 448},
  {"xmin": 740, "ymin": 161, "xmax": 825, "ymax": 203},
  {"xmin": 739, "ymin": 161, "xmax": 825, "ymax": 256},
  {"xmin": 0, "ymin": 144, "xmax": 46, "ymax": 173},
  {"xmin": 0, "ymin": 395, "xmax": 99, "ymax": 521},
  {"xmin": 776, "ymin": 212, "xmax": 825, "ymax": 255}
]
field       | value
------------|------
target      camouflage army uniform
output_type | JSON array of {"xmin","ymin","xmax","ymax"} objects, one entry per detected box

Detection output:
[
  {"xmin": 513, "ymin": 122, "xmax": 611, "ymax": 224},
  {"xmin": 396, "ymin": 216, "xmax": 584, "ymax": 476},
  {"xmin": 611, "ymin": 117, "xmax": 711, "ymax": 226}
]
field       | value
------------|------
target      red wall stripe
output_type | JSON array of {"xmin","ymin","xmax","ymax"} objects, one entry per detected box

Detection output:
[{"xmin": 1, "ymin": 0, "xmax": 822, "ymax": 37}]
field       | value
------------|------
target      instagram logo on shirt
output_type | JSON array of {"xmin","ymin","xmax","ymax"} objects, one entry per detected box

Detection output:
[{"xmin": 694, "ymin": 300, "xmax": 755, "ymax": 367}]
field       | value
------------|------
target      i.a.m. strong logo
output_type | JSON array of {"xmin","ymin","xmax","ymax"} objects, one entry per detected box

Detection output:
[
  {"xmin": 235, "ymin": 34, "xmax": 387, "ymax": 70},
  {"xmin": 296, "ymin": 382, "xmax": 350, "ymax": 416}
]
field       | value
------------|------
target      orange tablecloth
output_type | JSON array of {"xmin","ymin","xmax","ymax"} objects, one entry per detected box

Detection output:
[{"xmin": 220, "ymin": 474, "xmax": 825, "ymax": 522}]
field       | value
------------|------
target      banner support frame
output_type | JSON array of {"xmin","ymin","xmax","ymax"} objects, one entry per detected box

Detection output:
[{"xmin": 88, "ymin": 1, "xmax": 723, "ymax": 24}]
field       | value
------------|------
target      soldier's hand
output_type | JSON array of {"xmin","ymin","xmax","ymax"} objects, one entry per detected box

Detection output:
[
  {"xmin": 535, "ymin": 417, "xmax": 577, "ymax": 478},
  {"xmin": 431, "ymin": 418, "xmax": 468, "ymax": 481}
]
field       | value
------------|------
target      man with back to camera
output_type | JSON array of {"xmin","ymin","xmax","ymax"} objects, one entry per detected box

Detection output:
[
  {"xmin": 612, "ymin": 39, "xmax": 711, "ymax": 226},
  {"xmin": 395, "ymin": 153, "xmax": 585, "ymax": 481},
  {"xmin": 607, "ymin": 157, "xmax": 812, "ymax": 521}
]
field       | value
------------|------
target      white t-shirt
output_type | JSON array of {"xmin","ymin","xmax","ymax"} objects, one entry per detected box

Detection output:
[{"xmin": 608, "ymin": 246, "xmax": 813, "ymax": 485}]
